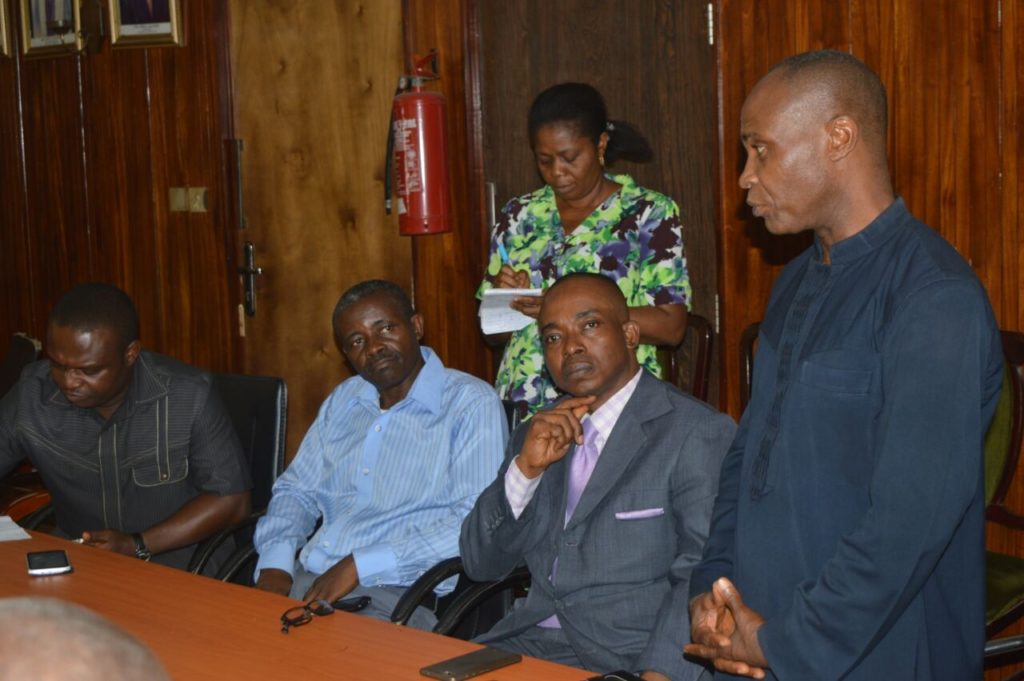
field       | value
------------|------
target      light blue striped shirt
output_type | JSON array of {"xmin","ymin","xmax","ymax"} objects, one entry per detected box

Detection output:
[{"xmin": 255, "ymin": 347, "xmax": 507, "ymax": 590}]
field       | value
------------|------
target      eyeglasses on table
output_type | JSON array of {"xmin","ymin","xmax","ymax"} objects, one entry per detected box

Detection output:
[{"xmin": 279, "ymin": 595, "xmax": 372, "ymax": 633}]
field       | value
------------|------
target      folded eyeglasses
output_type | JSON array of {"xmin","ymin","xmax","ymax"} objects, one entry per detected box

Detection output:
[{"xmin": 279, "ymin": 596, "xmax": 371, "ymax": 633}]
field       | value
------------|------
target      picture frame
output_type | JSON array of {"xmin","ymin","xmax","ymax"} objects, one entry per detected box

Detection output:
[
  {"xmin": 109, "ymin": 0, "xmax": 182, "ymax": 48},
  {"xmin": 19, "ymin": 0, "xmax": 83, "ymax": 56},
  {"xmin": 0, "ymin": 0, "xmax": 10, "ymax": 57}
]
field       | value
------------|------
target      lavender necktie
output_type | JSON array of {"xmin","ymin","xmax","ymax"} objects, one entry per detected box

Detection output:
[
  {"xmin": 538, "ymin": 419, "xmax": 601, "ymax": 629},
  {"xmin": 564, "ymin": 418, "xmax": 599, "ymax": 524}
]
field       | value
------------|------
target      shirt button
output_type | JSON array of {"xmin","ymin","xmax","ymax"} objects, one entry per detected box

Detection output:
[
  {"xmin": 374, "ymin": 424, "xmax": 382, "ymax": 432},
  {"xmin": 160, "ymin": 473, "xmax": 168, "ymax": 480},
  {"xmin": 322, "ymin": 541, "xmax": 328, "ymax": 548},
  {"xmin": 565, "ymin": 541, "xmax": 576, "ymax": 547},
  {"xmin": 362, "ymin": 468, "xmax": 370, "ymax": 475}
]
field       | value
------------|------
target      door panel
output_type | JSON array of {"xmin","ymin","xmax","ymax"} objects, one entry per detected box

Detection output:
[{"xmin": 229, "ymin": 1, "xmax": 409, "ymax": 461}]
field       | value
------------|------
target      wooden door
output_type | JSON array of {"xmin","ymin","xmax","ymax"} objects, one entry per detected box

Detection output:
[
  {"xmin": 228, "ymin": 1, "xmax": 410, "ymax": 460},
  {"xmin": 471, "ymin": 0, "xmax": 720, "ymax": 401}
]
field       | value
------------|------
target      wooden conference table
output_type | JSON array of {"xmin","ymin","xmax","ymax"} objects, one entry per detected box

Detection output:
[{"xmin": 0, "ymin": 533, "xmax": 589, "ymax": 680}]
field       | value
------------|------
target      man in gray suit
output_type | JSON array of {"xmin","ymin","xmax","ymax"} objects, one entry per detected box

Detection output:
[{"xmin": 461, "ymin": 272, "xmax": 735, "ymax": 680}]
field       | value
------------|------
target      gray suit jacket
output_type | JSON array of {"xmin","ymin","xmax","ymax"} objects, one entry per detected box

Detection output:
[{"xmin": 460, "ymin": 372, "xmax": 735, "ymax": 679}]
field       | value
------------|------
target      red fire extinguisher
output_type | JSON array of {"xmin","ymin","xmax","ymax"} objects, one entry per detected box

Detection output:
[{"xmin": 386, "ymin": 51, "xmax": 451, "ymax": 235}]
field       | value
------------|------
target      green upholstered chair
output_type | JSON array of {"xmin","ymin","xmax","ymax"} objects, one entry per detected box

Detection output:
[{"xmin": 986, "ymin": 330, "xmax": 1024, "ymax": 670}]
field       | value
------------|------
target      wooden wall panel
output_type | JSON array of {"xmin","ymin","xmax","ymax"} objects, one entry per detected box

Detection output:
[
  {"xmin": 0, "ymin": 0, "xmax": 238, "ymax": 372},
  {"xmin": 147, "ymin": 0, "xmax": 237, "ymax": 371},
  {"xmin": 403, "ymin": 0, "xmax": 493, "ymax": 381},
  {"xmin": 18, "ymin": 56, "xmax": 94, "ymax": 324},
  {"xmin": 80, "ymin": 49, "xmax": 161, "ymax": 344},
  {"xmin": 229, "ymin": 0, "xmax": 408, "ymax": 460},
  {"xmin": 0, "ymin": 11, "xmax": 34, "ymax": 342},
  {"xmin": 715, "ymin": 0, "xmax": 846, "ymax": 415}
]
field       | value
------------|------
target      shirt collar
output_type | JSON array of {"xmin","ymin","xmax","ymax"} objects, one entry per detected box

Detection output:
[
  {"xmin": 353, "ymin": 346, "xmax": 445, "ymax": 415},
  {"xmin": 586, "ymin": 368, "xmax": 644, "ymax": 452},
  {"xmin": 814, "ymin": 197, "xmax": 908, "ymax": 264}
]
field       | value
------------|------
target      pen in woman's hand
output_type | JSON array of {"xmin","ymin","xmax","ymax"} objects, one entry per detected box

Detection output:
[{"xmin": 497, "ymin": 241, "xmax": 510, "ymax": 265}]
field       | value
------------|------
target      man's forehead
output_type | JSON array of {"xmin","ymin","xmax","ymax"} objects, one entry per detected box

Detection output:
[{"xmin": 341, "ymin": 295, "xmax": 402, "ymax": 325}]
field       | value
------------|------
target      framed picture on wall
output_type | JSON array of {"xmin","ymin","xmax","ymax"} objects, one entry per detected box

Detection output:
[
  {"xmin": 109, "ymin": 0, "xmax": 182, "ymax": 47},
  {"xmin": 0, "ymin": 0, "xmax": 10, "ymax": 57},
  {"xmin": 19, "ymin": 0, "xmax": 83, "ymax": 56}
]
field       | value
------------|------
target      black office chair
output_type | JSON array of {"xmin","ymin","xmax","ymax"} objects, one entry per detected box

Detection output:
[
  {"xmin": 0, "ymin": 334, "xmax": 53, "ymax": 528},
  {"xmin": 186, "ymin": 373, "xmax": 288, "ymax": 581},
  {"xmin": 662, "ymin": 312, "xmax": 714, "ymax": 402},
  {"xmin": 0, "ymin": 332, "xmax": 41, "ymax": 399}
]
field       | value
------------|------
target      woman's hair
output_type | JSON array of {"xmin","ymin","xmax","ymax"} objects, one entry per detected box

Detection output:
[{"xmin": 527, "ymin": 82, "xmax": 653, "ymax": 164}]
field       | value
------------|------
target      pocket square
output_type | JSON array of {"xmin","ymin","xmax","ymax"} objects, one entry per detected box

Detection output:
[{"xmin": 614, "ymin": 507, "xmax": 665, "ymax": 520}]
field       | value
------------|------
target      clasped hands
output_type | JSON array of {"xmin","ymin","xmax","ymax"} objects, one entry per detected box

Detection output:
[
  {"xmin": 515, "ymin": 395, "xmax": 596, "ymax": 479},
  {"xmin": 685, "ymin": 577, "xmax": 768, "ymax": 679}
]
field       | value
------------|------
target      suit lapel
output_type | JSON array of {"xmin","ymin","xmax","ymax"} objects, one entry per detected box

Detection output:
[{"xmin": 564, "ymin": 373, "xmax": 669, "ymax": 530}]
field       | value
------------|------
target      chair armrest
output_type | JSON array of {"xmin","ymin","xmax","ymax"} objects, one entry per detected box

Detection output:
[
  {"xmin": 390, "ymin": 556, "xmax": 466, "ymax": 625},
  {"xmin": 17, "ymin": 501, "xmax": 54, "ymax": 531},
  {"xmin": 433, "ymin": 565, "xmax": 531, "ymax": 636},
  {"xmin": 988, "ymin": 504, "xmax": 1024, "ymax": 530},
  {"xmin": 985, "ymin": 633, "xmax": 1024, "ymax": 662},
  {"xmin": 187, "ymin": 511, "xmax": 264, "ymax": 575},
  {"xmin": 215, "ymin": 542, "xmax": 260, "ymax": 584}
]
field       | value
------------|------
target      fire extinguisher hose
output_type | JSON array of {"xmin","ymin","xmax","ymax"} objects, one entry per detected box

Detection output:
[{"xmin": 384, "ymin": 77, "xmax": 407, "ymax": 215}]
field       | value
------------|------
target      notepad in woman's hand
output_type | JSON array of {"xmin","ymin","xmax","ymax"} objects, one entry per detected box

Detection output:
[{"xmin": 479, "ymin": 289, "xmax": 543, "ymax": 334}]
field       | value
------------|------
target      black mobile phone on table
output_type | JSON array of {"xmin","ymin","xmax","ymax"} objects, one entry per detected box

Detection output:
[
  {"xmin": 420, "ymin": 646, "xmax": 522, "ymax": 681},
  {"xmin": 26, "ymin": 550, "xmax": 73, "ymax": 576},
  {"xmin": 330, "ymin": 595, "xmax": 371, "ymax": 613}
]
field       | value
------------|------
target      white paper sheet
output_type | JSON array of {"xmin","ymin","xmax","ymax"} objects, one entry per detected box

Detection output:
[
  {"xmin": 0, "ymin": 516, "xmax": 31, "ymax": 542},
  {"xmin": 478, "ymin": 288, "xmax": 543, "ymax": 334}
]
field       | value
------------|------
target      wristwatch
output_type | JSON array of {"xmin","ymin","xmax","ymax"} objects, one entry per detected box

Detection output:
[{"xmin": 131, "ymin": 532, "xmax": 152, "ymax": 561}]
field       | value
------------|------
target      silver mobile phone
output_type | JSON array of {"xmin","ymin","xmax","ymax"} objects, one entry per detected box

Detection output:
[
  {"xmin": 420, "ymin": 646, "xmax": 522, "ymax": 681},
  {"xmin": 26, "ymin": 550, "xmax": 73, "ymax": 576}
]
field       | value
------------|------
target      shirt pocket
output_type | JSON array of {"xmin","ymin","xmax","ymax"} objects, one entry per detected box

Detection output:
[
  {"xmin": 131, "ymin": 446, "xmax": 189, "ymax": 487},
  {"xmin": 797, "ymin": 355, "xmax": 875, "ymax": 396}
]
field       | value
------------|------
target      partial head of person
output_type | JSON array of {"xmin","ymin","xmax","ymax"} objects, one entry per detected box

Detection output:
[
  {"xmin": 527, "ymin": 82, "xmax": 653, "ymax": 204},
  {"xmin": 0, "ymin": 597, "xmax": 170, "ymax": 681},
  {"xmin": 739, "ymin": 49, "xmax": 894, "ymax": 250},
  {"xmin": 46, "ymin": 282, "xmax": 141, "ymax": 420},
  {"xmin": 538, "ymin": 273, "xmax": 640, "ymax": 411},
  {"xmin": 332, "ymin": 279, "xmax": 425, "ymax": 409}
]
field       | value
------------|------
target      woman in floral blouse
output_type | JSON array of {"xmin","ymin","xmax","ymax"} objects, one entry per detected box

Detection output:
[{"xmin": 478, "ymin": 82, "xmax": 692, "ymax": 413}]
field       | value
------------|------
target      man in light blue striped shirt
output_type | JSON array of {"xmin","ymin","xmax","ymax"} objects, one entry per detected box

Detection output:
[{"xmin": 254, "ymin": 280, "xmax": 507, "ymax": 629}]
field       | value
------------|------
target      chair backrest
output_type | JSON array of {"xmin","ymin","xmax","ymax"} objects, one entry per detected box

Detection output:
[
  {"xmin": 0, "ymin": 333, "xmax": 41, "ymax": 399},
  {"xmin": 501, "ymin": 399, "xmax": 527, "ymax": 432},
  {"xmin": 986, "ymin": 330, "xmax": 1024, "ymax": 513},
  {"xmin": 663, "ymin": 312, "xmax": 714, "ymax": 402},
  {"xmin": 210, "ymin": 373, "xmax": 288, "ymax": 513},
  {"xmin": 739, "ymin": 321, "xmax": 761, "ymax": 413}
]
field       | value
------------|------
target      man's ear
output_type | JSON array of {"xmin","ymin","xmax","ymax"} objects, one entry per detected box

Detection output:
[
  {"xmin": 410, "ymin": 313, "xmax": 424, "ymax": 341},
  {"xmin": 123, "ymin": 339, "xmax": 142, "ymax": 367},
  {"xmin": 623, "ymin": 320, "xmax": 640, "ymax": 350},
  {"xmin": 827, "ymin": 115, "xmax": 857, "ymax": 161}
]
